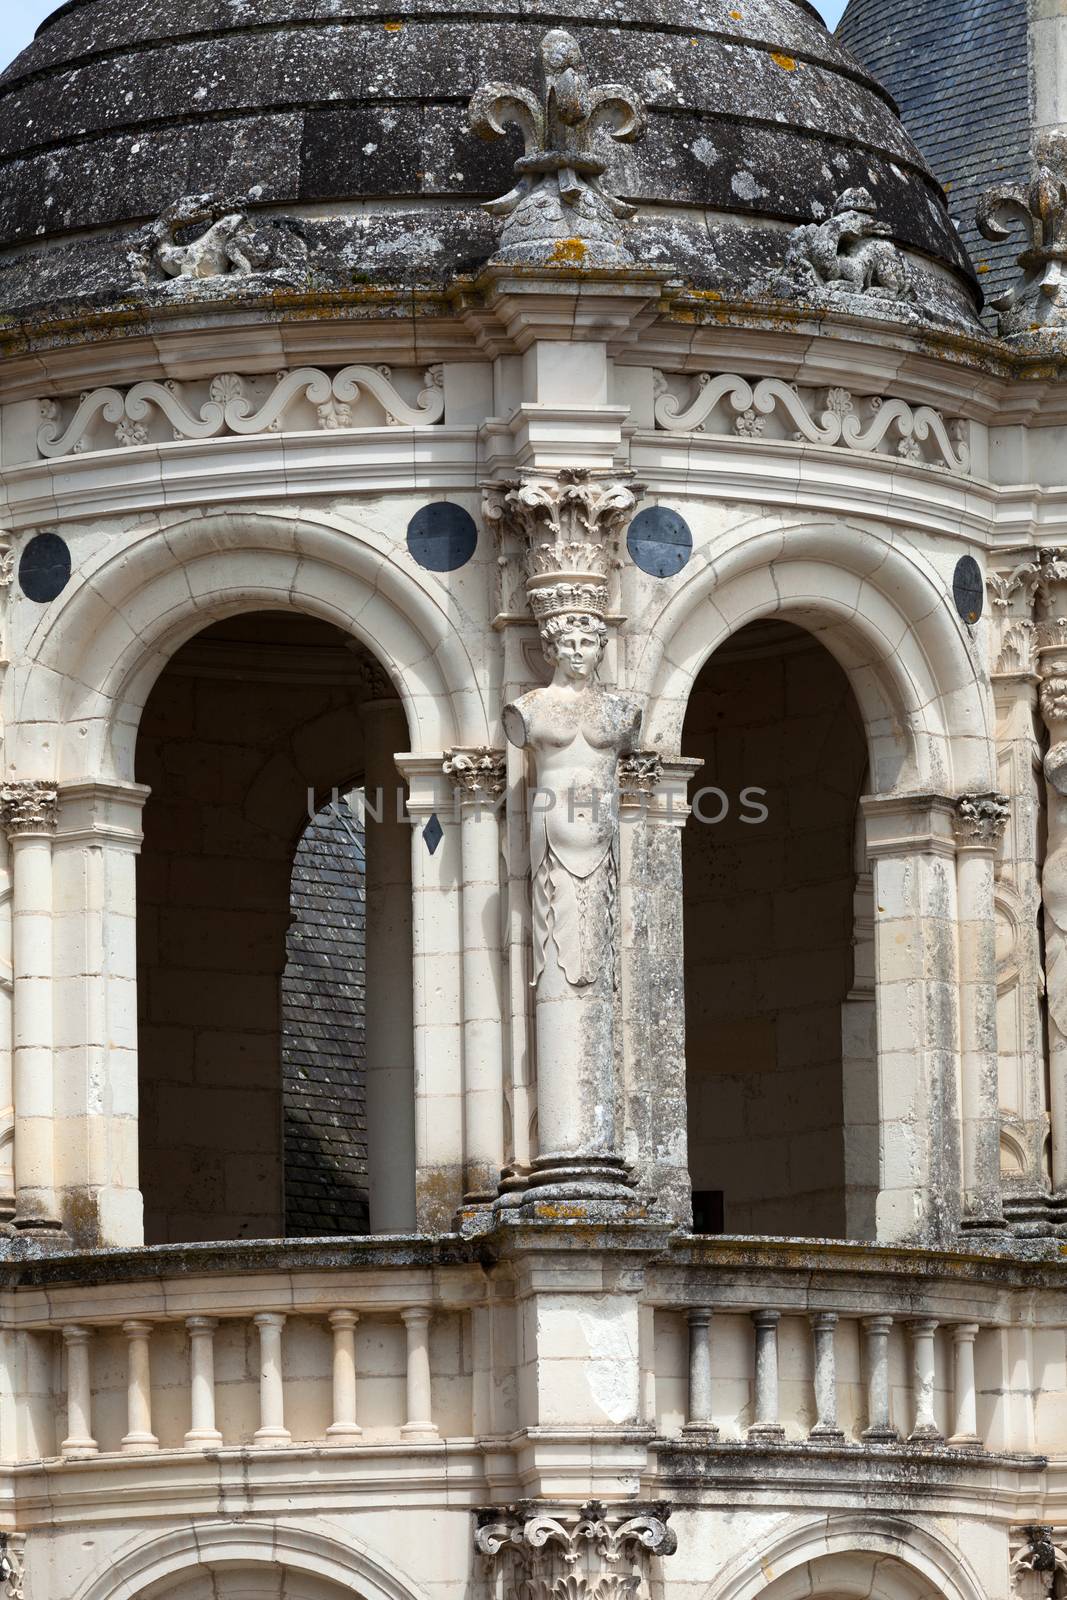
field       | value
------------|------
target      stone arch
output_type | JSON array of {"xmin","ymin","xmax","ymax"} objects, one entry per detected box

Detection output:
[
  {"xmin": 72, "ymin": 1519, "xmax": 432, "ymax": 1600},
  {"xmin": 710, "ymin": 1515, "xmax": 989, "ymax": 1600},
  {"xmin": 7, "ymin": 509, "xmax": 489, "ymax": 785},
  {"xmin": 635, "ymin": 518, "xmax": 993, "ymax": 796}
]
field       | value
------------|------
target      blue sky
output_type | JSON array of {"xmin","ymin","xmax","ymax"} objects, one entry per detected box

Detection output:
[{"xmin": 0, "ymin": 0, "xmax": 850, "ymax": 73}]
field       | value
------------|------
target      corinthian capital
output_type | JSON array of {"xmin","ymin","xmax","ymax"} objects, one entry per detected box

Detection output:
[
  {"xmin": 953, "ymin": 793, "xmax": 1010, "ymax": 846},
  {"xmin": 0, "ymin": 781, "xmax": 59, "ymax": 837},
  {"xmin": 484, "ymin": 468, "xmax": 641, "ymax": 628},
  {"xmin": 475, "ymin": 1501, "xmax": 676, "ymax": 1600},
  {"xmin": 443, "ymin": 747, "xmax": 507, "ymax": 800}
]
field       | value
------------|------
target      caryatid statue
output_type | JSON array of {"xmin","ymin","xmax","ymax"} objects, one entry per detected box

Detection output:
[{"xmin": 491, "ymin": 470, "xmax": 646, "ymax": 1202}]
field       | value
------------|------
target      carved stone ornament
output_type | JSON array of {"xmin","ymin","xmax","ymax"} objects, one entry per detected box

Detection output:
[
  {"xmin": 618, "ymin": 751, "xmax": 664, "ymax": 798},
  {"xmin": 0, "ymin": 1533, "xmax": 24, "ymax": 1600},
  {"xmin": 475, "ymin": 1501, "xmax": 676, "ymax": 1600},
  {"xmin": 443, "ymin": 747, "xmax": 508, "ymax": 800},
  {"xmin": 775, "ymin": 187, "xmax": 914, "ymax": 304},
  {"xmin": 953, "ymin": 793, "xmax": 1011, "ymax": 845},
  {"xmin": 1011, "ymin": 1526, "xmax": 1067, "ymax": 1600},
  {"xmin": 37, "ymin": 366, "xmax": 445, "ymax": 459},
  {"xmin": 469, "ymin": 29, "xmax": 646, "ymax": 267},
  {"xmin": 0, "ymin": 783, "xmax": 59, "ymax": 837},
  {"xmin": 978, "ymin": 131, "xmax": 1067, "ymax": 336},
  {"xmin": 128, "ymin": 191, "xmax": 309, "ymax": 287}
]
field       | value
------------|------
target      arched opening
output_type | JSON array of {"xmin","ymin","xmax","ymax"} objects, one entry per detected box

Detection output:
[
  {"xmin": 135, "ymin": 611, "xmax": 412, "ymax": 1245},
  {"xmin": 682, "ymin": 619, "xmax": 869, "ymax": 1239}
]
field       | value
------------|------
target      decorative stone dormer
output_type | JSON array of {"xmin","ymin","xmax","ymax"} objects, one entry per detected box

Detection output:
[{"xmin": 475, "ymin": 1501, "xmax": 676, "ymax": 1600}]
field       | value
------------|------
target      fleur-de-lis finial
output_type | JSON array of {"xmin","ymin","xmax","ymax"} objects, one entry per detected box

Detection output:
[
  {"xmin": 977, "ymin": 129, "xmax": 1067, "ymax": 335},
  {"xmin": 468, "ymin": 28, "xmax": 646, "ymax": 268}
]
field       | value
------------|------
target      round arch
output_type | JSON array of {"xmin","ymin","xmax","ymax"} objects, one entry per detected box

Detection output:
[
  {"xmin": 633, "ymin": 518, "xmax": 993, "ymax": 796},
  {"xmin": 71, "ymin": 1518, "xmax": 433, "ymax": 1600},
  {"xmin": 6, "ymin": 510, "xmax": 489, "ymax": 784},
  {"xmin": 709, "ymin": 1514, "xmax": 989, "ymax": 1600}
]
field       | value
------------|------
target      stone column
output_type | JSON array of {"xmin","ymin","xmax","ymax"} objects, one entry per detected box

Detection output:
[
  {"xmin": 950, "ymin": 1322, "xmax": 981, "ymax": 1445},
  {"xmin": 252, "ymin": 1312, "xmax": 291, "ymax": 1447},
  {"xmin": 1034, "ymin": 568, "xmax": 1067, "ymax": 1206},
  {"xmin": 401, "ymin": 1306, "xmax": 438, "ymax": 1440},
  {"xmin": 396, "ymin": 757, "xmax": 464, "ymax": 1231},
  {"xmin": 362, "ymin": 700, "xmax": 416, "ymax": 1233},
  {"xmin": 489, "ymin": 469, "xmax": 643, "ymax": 1205},
  {"xmin": 749, "ymin": 1310, "xmax": 784, "ymax": 1440},
  {"xmin": 861, "ymin": 794, "xmax": 963, "ymax": 1244},
  {"xmin": 809, "ymin": 1311, "xmax": 844, "ymax": 1441},
  {"xmin": 684, "ymin": 1306, "xmax": 717, "ymax": 1436},
  {"xmin": 953, "ymin": 795, "xmax": 1010, "ymax": 1231},
  {"xmin": 120, "ymin": 1320, "xmax": 159, "ymax": 1452},
  {"xmin": 326, "ymin": 1308, "xmax": 362, "ymax": 1441},
  {"xmin": 185, "ymin": 1316, "xmax": 223, "ymax": 1448},
  {"xmin": 1, "ymin": 782, "xmax": 60, "ymax": 1231},
  {"xmin": 861, "ymin": 1314, "xmax": 898, "ymax": 1441},
  {"xmin": 443, "ymin": 748, "xmax": 507, "ymax": 1210},
  {"xmin": 61, "ymin": 1324, "xmax": 97, "ymax": 1458},
  {"xmin": 908, "ymin": 1317, "xmax": 943, "ymax": 1441}
]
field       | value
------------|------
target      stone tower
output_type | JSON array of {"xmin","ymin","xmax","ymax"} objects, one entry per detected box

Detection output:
[{"xmin": 0, "ymin": 1, "xmax": 1061, "ymax": 1598}]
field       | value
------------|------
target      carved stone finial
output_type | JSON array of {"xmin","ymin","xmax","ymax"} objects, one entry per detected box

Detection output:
[
  {"xmin": 978, "ymin": 131, "xmax": 1067, "ymax": 337},
  {"xmin": 475, "ymin": 1501, "xmax": 676, "ymax": 1599},
  {"xmin": 776, "ymin": 187, "xmax": 913, "ymax": 305},
  {"xmin": 443, "ymin": 747, "xmax": 508, "ymax": 800},
  {"xmin": 484, "ymin": 468, "xmax": 640, "ymax": 633},
  {"xmin": 0, "ymin": 782, "xmax": 58, "ymax": 838},
  {"xmin": 953, "ymin": 793, "xmax": 1010, "ymax": 845},
  {"xmin": 128, "ymin": 191, "xmax": 308, "ymax": 287},
  {"xmin": 469, "ymin": 30, "xmax": 646, "ymax": 267}
]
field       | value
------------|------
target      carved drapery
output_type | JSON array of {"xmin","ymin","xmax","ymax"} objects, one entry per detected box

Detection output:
[{"xmin": 475, "ymin": 1501, "xmax": 676, "ymax": 1600}]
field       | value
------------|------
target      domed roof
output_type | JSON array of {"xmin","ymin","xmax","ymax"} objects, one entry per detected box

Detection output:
[{"xmin": 0, "ymin": 0, "xmax": 979, "ymax": 321}]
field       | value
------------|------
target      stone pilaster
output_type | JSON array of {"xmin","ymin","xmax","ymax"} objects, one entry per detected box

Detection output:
[{"xmin": 475, "ymin": 1501, "xmax": 676, "ymax": 1600}]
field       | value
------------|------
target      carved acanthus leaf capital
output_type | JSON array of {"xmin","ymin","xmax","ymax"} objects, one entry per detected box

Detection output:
[
  {"xmin": 953, "ymin": 793, "xmax": 1010, "ymax": 845},
  {"xmin": 443, "ymin": 747, "xmax": 508, "ymax": 800},
  {"xmin": 475, "ymin": 1501, "xmax": 676, "ymax": 1596},
  {"xmin": 0, "ymin": 782, "xmax": 59, "ymax": 837},
  {"xmin": 619, "ymin": 750, "xmax": 664, "ymax": 797}
]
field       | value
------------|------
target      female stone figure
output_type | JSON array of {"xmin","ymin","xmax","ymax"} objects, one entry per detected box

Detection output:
[{"xmin": 504, "ymin": 601, "xmax": 641, "ymax": 1196}]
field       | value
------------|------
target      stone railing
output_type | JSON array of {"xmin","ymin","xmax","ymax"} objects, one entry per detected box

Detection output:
[
  {"xmin": 653, "ymin": 1305, "xmax": 996, "ymax": 1451},
  {"xmin": 15, "ymin": 1296, "xmax": 472, "ymax": 1462}
]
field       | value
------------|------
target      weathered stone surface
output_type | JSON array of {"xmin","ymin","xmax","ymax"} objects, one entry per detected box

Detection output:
[{"xmin": 0, "ymin": 0, "xmax": 978, "ymax": 319}]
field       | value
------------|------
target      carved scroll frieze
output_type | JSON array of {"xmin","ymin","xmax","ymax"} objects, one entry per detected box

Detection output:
[
  {"xmin": 475, "ymin": 1501, "xmax": 676, "ymax": 1600},
  {"xmin": 469, "ymin": 29, "xmax": 646, "ymax": 267},
  {"xmin": 37, "ymin": 366, "xmax": 445, "ymax": 459},
  {"xmin": 651, "ymin": 372, "xmax": 969, "ymax": 474}
]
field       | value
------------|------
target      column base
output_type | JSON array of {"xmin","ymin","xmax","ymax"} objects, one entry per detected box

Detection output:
[
  {"xmin": 253, "ymin": 1426, "xmax": 292, "ymax": 1447},
  {"xmin": 861, "ymin": 1425, "xmax": 900, "ymax": 1444},
  {"xmin": 121, "ymin": 1432, "xmax": 159, "ymax": 1453},
  {"xmin": 13, "ymin": 1215, "xmax": 63, "ymax": 1233},
  {"xmin": 400, "ymin": 1423, "xmax": 440, "ymax": 1442},
  {"xmin": 325, "ymin": 1422, "xmax": 364, "ymax": 1442},
  {"xmin": 184, "ymin": 1429, "xmax": 223, "ymax": 1449},
  {"xmin": 61, "ymin": 1439, "xmax": 98, "ymax": 1459},
  {"xmin": 808, "ymin": 1426, "xmax": 846, "ymax": 1442},
  {"xmin": 746, "ymin": 1424, "xmax": 785, "ymax": 1442},
  {"xmin": 682, "ymin": 1422, "xmax": 720, "ymax": 1440},
  {"xmin": 907, "ymin": 1426, "xmax": 945, "ymax": 1445},
  {"xmin": 948, "ymin": 1432, "xmax": 982, "ymax": 1449}
]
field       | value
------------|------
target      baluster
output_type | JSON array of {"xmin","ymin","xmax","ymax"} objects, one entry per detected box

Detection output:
[
  {"xmin": 861, "ymin": 1314, "xmax": 899, "ymax": 1441},
  {"xmin": 809, "ymin": 1312, "xmax": 844, "ymax": 1441},
  {"xmin": 684, "ymin": 1307, "xmax": 718, "ymax": 1437},
  {"xmin": 908, "ymin": 1317, "xmax": 943, "ymax": 1441},
  {"xmin": 326, "ymin": 1310, "xmax": 363, "ymax": 1441},
  {"xmin": 61, "ymin": 1325, "xmax": 98, "ymax": 1458},
  {"xmin": 401, "ymin": 1307, "xmax": 439, "ymax": 1440},
  {"xmin": 749, "ymin": 1310, "xmax": 785, "ymax": 1441},
  {"xmin": 185, "ymin": 1316, "xmax": 223, "ymax": 1448},
  {"xmin": 120, "ymin": 1320, "xmax": 159, "ymax": 1452},
  {"xmin": 253, "ymin": 1312, "xmax": 291, "ymax": 1447},
  {"xmin": 950, "ymin": 1323, "xmax": 981, "ymax": 1445}
]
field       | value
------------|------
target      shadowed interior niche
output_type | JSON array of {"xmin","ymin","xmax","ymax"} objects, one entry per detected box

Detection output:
[
  {"xmin": 682, "ymin": 618, "xmax": 871, "ymax": 1240},
  {"xmin": 134, "ymin": 611, "xmax": 412, "ymax": 1245}
]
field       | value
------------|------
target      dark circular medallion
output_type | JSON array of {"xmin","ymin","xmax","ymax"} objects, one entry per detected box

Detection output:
[
  {"xmin": 19, "ymin": 532, "xmax": 72, "ymax": 603},
  {"xmin": 406, "ymin": 503, "xmax": 478, "ymax": 573},
  {"xmin": 627, "ymin": 506, "xmax": 693, "ymax": 579},
  {"xmin": 952, "ymin": 555, "xmax": 984, "ymax": 625}
]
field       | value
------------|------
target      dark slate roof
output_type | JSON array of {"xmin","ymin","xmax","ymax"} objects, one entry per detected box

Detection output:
[
  {"xmin": 282, "ymin": 797, "xmax": 369, "ymax": 1237},
  {"xmin": 836, "ymin": 0, "xmax": 1029, "ymax": 310},
  {"xmin": 0, "ymin": 0, "xmax": 978, "ymax": 318}
]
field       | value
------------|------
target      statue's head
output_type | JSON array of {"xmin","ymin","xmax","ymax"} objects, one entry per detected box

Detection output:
[{"xmin": 541, "ymin": 611, "xmax": 608, "ymax": 681}]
